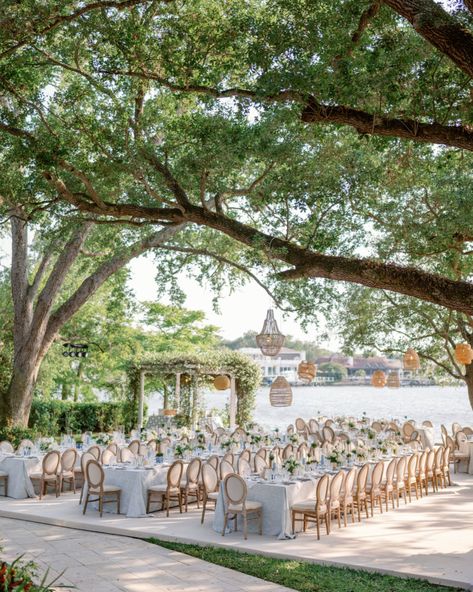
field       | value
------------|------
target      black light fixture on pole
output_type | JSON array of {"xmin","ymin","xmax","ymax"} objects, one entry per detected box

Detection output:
[{"xmin": 62, "ymin": 341, "xmax": 103, "ymax": 358}]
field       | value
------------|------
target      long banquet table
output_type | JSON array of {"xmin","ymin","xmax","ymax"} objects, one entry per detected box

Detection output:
[
  {"xmin": 0, "ymin": 454, "xmax": 42, "ymax": 498},
  {"xmin": 213, "ymin": 475, "xmax": 318, "ymax": 539},
  {"xmin": 212, "ymin": 456, "xmax": 399, "ymax": 539},
  {"xmin": 81, "ymin": 462, "xmax": 185, "ymax": 518},
  {"xmin": 0, "ymin": 451, "xmax": 81, "ymax": 499}
]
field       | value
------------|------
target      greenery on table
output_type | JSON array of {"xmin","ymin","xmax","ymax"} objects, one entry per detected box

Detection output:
[{"xmin": 147, "ymin": 539, "xmax": 458, "ymax": 592}]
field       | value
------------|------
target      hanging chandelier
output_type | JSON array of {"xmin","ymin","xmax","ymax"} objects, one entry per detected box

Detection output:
[
  {"xmin": 298, "ymin": 361, "xmax": 317, "ymax": 383},
  {"xmin": 371, "ymin": 370, "xmax": 387, "ymax": 388},
  {"xmin": 269, "ymin": 376, "xmax": 293, "ymax": 407},
  {"xmin": 455, "ymin": 343, "xmax": 473, "ymax": 365},
  {"xmin": 403, "ymin": 348, "xmax": 420, "ymax": 370},
  {"xmin": 256, "ymin": 309, "xmax": 285, "ymax": 356},
  {"xmin": 386, "ymin": 370, "xmax": 401, "ymax": 388}
]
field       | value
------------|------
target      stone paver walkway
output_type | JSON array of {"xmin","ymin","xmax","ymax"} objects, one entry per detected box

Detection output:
[{"xmin": 0, "ymin": 517, "xmax": 294, "ymax": 592}]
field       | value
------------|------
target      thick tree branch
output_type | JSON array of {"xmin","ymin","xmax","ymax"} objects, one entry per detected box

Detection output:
[
  {"xmin": 28, "ymin": 248, "xmax": 55, "ymax": 302},
  {"xmin": 0, "ymin": 122, "xmax": 35, "ymax": 142},
  {"xmin": 44, "ymin": 177, "xmax": 473, "ymax": 316},
  {"xmin": 335, "ymin": 1, "xmax": 382, "ymax": 61},
  {"xmin": 42, "ymin": 171, "xmax": 184, "ymax": 222},
  {"xmin": 140, "ymin": 150, "xmax": 193, "ymax": 210},
  {"xmin": 382, "ymin": 0, "xmax": 473, "ymax": 79},
  {"xmin": 58, "ymin": 160, "xmax": 107, "ymax": 209},
  {"xmin": 30, "ymin": 223, "xmax": 93, "ymax": 351},
  {"xmin": 99, "ymin": 67, "xmax": 305, "ymax": 103},
  {"xmin": 301, "ymin": 98, "xmax": 473, "ymax": 150},
  {"xmin": 43, "ymin": 223, "xmax": 185, "ymax": 348},
  {"xmin": 464, "ymin": 0, "xmax": 473, "ymax": 15}
]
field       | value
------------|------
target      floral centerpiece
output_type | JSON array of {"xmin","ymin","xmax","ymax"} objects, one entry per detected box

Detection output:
[
  {"xmin": 283, "ymin": 457, "xmax": 300, "ymax": 476},
  {"xmin": 328, "ymin": 450, "xmax": 343, "ymax": 468},
  {"xmin": 249, "ymin": 433, "xmax": 262, "ymax": 447},
  {"xmin": 174, "ymin": 443, "xmax": 192, "ymax": 458},
  {"xmin": 95, "ymin": 433, "xmax": 112, "ymax": 446},
  {"xmin": 38, "ymin": 437, "xmax": 55, "ymax": 452},
  {"xmin": 221, "ymin": 438, "xmax": 237, "ymax": 452}
]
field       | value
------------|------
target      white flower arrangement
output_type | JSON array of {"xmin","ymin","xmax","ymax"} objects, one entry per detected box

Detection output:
[{"xmin": 38, "ymin": 437, "xmax": 56, "ymax": 452}]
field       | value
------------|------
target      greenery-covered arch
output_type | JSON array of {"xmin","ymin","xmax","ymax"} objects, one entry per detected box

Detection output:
[{"xmin": 128, "ymin": 349, "xmax": 262, "ymax": 429}]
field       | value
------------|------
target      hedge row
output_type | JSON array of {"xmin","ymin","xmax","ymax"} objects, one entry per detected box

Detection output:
[{"xmin": 28, "ymin": 400, "xmax": 133, "ymax": 436}]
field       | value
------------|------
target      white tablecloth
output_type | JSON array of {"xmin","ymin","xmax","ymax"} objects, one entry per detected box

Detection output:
[
  {"xmin": 458, "ymin": 440, "xmax": 473, "ymax": 474},
  {"xmin": 213, "ymin": 477, "xmax": 318, "ymax": 539},
  {"xmin": 468, "ymin": 442, "xmax": 473, "ymax": 475},
  {"xmin": 416, "ymin": 427, "xmax": 435, "ymax": 449},
  {"xmin": 82, "ymin": 464, "xmax": 170, "ymax": 517},
  {"xmin": 0, "ymin": 455, "xmax": 41, "ymax": 498},
  {"xmin": 0, "ymin": 451, "xmax": 82, "ymax": 499}
]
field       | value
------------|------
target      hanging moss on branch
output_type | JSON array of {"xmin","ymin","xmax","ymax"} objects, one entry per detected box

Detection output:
[{"xmin": 127, "ymin": 349, "xmax": 262, "ymax": 428}]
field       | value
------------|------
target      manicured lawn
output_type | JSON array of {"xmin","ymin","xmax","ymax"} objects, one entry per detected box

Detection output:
[{"xmin": 148, "ymin": 538, "xmax": 458, "ymax": 592}]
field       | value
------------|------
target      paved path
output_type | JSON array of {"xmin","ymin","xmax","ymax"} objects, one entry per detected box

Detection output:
[
  {"xmin": 0, "ymin": 517, "xmax": 294, "ymax": 592},
  {"xmin": 1, "ymin": 474, "xmax": 472, "ymax": 590}
]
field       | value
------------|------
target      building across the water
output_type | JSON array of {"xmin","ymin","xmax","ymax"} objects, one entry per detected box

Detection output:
[
  {"xmin": 315, "ymin": 354, "xmax": 402, "ymax": 378},
  {"xmin": 238, "ymin": 347, "xmax": 305, "ymax": 383},
  {"xmin": 238, "ymin": 348, "xmax": 416, "ymax": 385}
]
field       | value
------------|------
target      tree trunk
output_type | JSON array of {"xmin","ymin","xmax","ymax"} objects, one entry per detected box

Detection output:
[
  {"xmin": 1, "ymin": 210, "xmax": 182, "ymax": 428},
  {"xmin": 2, "ymin": 354, "xmax": 42, "ymax": 427},
  {"xmin": 464, "ymin": 363, "xmax": 473, "ymax": 411}
]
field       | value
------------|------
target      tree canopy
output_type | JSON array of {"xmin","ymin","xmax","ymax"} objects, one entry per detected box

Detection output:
[{"xmin": 1, "ymin": 0, "xmax": 473, "ymax": 420}]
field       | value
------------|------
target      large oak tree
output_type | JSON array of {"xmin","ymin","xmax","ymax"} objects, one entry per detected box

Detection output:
[{"xmin": 1, "ymin": 0, "xmax": 473, "ymax": 422}]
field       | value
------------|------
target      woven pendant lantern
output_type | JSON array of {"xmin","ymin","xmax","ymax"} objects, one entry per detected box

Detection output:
[
  {"xmin": 298, "ymin": 361, "xmax": 317, "ymax": 383},
  {"xmin": 214, "ymin": 374, "xmax": 231, "ymax": 390},
  {"xmin": 455, "ymin": 343, "xmax": 473, "ymax": 365},
  {"xmin": 256, "ymin": 309, "xmax": 285, "ymax": 356},
  {"xmin": 403, "ymin": 348, "xmax": 420, "ymax": 370},
  {"xmin": 371, "ymin": 370, "xmax": 387, "ymax": 388},
  {"xmin": 181, "ymin": 374, "xmax": 191, "ymax": 386},
  {"xmin": 386, "ymin": 371, "xmax": 401, "ymax": 389},
  {"xmin": 269, "ymin": 376, "xmax": 293, "ymax": 407}
]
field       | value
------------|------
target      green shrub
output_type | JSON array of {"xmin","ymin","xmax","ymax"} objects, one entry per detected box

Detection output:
[
  {"xmin": 28, "ymin": 400, "xmax": 133, "ymax": 436},
  {"xmin": 0, "ymin": 426, "xmax": 39, "ymax": 448}
]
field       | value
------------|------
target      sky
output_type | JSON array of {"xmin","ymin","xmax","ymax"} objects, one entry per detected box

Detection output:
[{"xmin": 128, "ymin": 252, "xmax": 339, "ymax": 348}]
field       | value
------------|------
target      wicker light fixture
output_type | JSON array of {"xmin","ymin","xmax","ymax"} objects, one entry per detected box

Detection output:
[
  {"xmin": 298, "ymin": 361, "xmax": 317, "ymax": 383},
  {"xmin": 269, "ymin": 376, "xmax": 293, "ymax": 407},
  {"xmin": 403, "ymin": 348, "xmax": 420, "ymax": 370},
  {"xmin": 386, "ymin": 371, "xmax": 401, "ymax": 388},
  {"xmin": 256, "ymin": 309, "xmax": 285, "ymax": 356},
  {"xmin": 371, "ymin": 370, "xmax": 387, "ymax": 388},
  {"xmin": 214, "ymin": 375, "xmax": 231, "ymax": 390},
  {"xmin": 455, "ymin": 343, "xmax": 473, "ymax": 365},
  {"xmin": 181, "ymin": 374, "xmax": 191, "ymax": 385}
]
